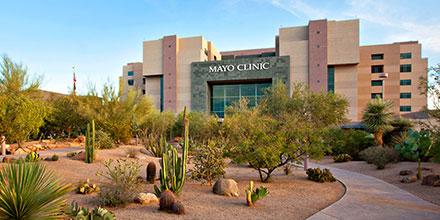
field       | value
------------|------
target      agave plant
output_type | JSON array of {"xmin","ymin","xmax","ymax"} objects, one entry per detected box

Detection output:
[{"xmin": 0, "ymin": 160, "xmax": 71, "ymax": 219}]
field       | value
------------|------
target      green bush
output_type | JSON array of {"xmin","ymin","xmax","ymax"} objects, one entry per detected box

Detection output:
[
  {"xmin": 327, "ymin": 128, "xmax": 374, "ymax": 160},
  {"xmin": 395, "ymin": 129, "xmax": 432, "ymax": 162},
  {"xmin": 333, "ymin": 154, "xmax": 352, "ymax": 163},
  {"xmin": 0, "ymin": 161, "xmax": 70, "ymax": 219},
  {"xmin": 359, "ymin": 146, "xmax": 399, "ymax": 169},
  {"xmin": 191, "ymin": 140, "xmax": 226, "ymax": 185},
  {"xmin": 96, "ymin": 159, "xmax": 141, "ymax": 207},
  {"xmin": 306, "ymin": 168, "xmax": 336, "ymax": 183},
  {"xmin": 383, "ymin": 118, "xmax": 413, "ymax": 146},
  {"xmin": 95, "ymin": 130, "xmax": 115, "ymax": 149}
]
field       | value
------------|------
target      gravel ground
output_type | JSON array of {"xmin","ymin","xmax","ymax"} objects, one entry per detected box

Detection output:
[
  {"xmin": 316, "ymin": 157, "xmax": 440, "ymax": 206},
  {"xmin": 34, "ymin": 145, "xmax": 344, "ymax": 220}
]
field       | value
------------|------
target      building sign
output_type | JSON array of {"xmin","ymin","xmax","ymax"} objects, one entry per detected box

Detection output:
[{"xmin": 208, "ymin": 62, "xmax": 270, "ymax": 73}]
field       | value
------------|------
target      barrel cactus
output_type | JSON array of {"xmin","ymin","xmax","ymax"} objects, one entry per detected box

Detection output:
[
  {"xmin": 159, "ymin": 190, "xmax": 176, "ymax": 211},
  {"xmin": 146, "ymin": 162, "xmax": 156, "ymax": 184}
]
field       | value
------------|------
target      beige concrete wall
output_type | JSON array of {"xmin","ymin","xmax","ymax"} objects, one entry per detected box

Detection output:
[
  {"xmin": 121, "ymin": 62, "xmax": 143, "ymax": 99},
  {"xmin": 143, "ymin": 39, "xmax": 163, "ymax": 75},
  {"xmin": 334, "ymin": 65, "xmax": 358, "ymax": 121},
  {"xmin": 327, "ymin": 19, "xmax": 359, "ymax": 65},
  {"xmin": 145, "ymin": 75, "xmax": 161, "ymax": 110},
  {"xmin": 279, "ymin": 26, "xmax": 309, "ymax": 91}
]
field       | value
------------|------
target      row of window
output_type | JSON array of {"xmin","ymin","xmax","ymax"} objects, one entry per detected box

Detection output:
[
  {"xmin": 371, "ymin": 64, "xmax": 412, "ymax": 73},
  {"xmin": 371, "ymin": 79, "xmax": 412, "ymax": 86},
  {"xmin": 371, "ymin": 52, "xmax": 412, "ymax": 60},
  {"xmin": 370, "ymin": 93, "xmax": 412, "ymax": 99}
]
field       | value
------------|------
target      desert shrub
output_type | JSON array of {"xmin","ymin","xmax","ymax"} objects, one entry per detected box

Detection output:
[
  {"xmin": 0, "ymin": 161, "xmax": 71, "ymax": 219},
  {"xmin": 95, "ymin": 130, "xmax": 115, "ymax": 149},
  {"xmin": 143, "ymin": 134, "xmax": 171, "ymax": 157},
  {"xmin": 359, "ymin": 146, "xmax": 399, "ymax": 169},
  {"xmin": 327, "ymin": 128, "xmax": 374, "ymax": 160},
  {"xmin": 383, "ymin": 118, "xmax": 413, "ymax": 146},
  {"xmin": 306, "ymin": 168, "xmax": 336, "ymax": 183},
  {"xmin": 66, "ymin": 201, "xmax": 115, "ymax": 219},
  {"xmin": 333, "ymin": 154, "xmax": 352, "ymax": 163},
  {"xmin": 125, "ymin": 147, "xmax": 138, "ymax": 158},
  {"xmin": 51, "ymin": 154, "xmax": 59, "ymax": 161},
  {"xmin": 76, "ymin": 179, "xmax": 100, "ymax": 194},
  {"xmin": 172, "ymin": 111, "xmax": 221, "ymax": 145},
  {"xmin": 395, "ymin": 129, "xmax": 432, "ymax": 161},
  {"xmin": 140, "ymin": 111, "xmax": 175, "ymax": 156},
  {"xmin": 191, "ymin": 140, "xmax": 226, "ymax": 185},
  {"xmin": 96, "ymin": 159, "xmax": 141, "ymax": 207}
]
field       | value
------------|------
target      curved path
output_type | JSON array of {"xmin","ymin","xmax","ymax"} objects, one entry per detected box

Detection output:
[{"xmin": 308, "ymin": 163, "xmax": 440, "ymax": 220}]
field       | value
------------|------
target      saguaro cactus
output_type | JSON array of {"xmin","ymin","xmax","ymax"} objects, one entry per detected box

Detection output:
[
  {"xmin": 85, "ymin": 120, "xmax": 95, "ymax": 163},
  {"xmin": 154, "ymin": 107, "xmax": 189, "ymax": 195}
]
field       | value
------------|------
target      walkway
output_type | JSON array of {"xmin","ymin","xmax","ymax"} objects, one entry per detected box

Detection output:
[{"xmin": 308, "ymin": 163, "xmax": 440, "ymax": 220}]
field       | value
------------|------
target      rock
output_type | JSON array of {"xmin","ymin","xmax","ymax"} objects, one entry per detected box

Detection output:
[
  {"xmin": 212, "ymin": 179, "xmax": 239, "ymax": 197},
  {"xmin": 134, "ymin": 193, "xmax": 158, "ymax": 205},
  {"xmin": 399, "ymin": 170, "xmax": 413, "ymax": 176},
  {"xmin": 434, "ymin": 180, "xmax": 440, "ymax": 187},
  {"xmin": 422, "ymin": 174, "xmax": 440, "ymax": 186},
  {"xmin": 400, "ymin": 176, "xmax": 417, "ymax": 183},
  {"xmin": 422, "ymin": 167, "xmax": 433, "ymax": 171},
  {"xmin": 2, "ymin": 156, "xmax": 14, "ymax": 163},
  {"xmin": 77, "ymin": 136, "xmax": 86, "ymax": 143},
  {"xmin": 72, "ymin": 151, "xmax": 85, "ymax": 161}
]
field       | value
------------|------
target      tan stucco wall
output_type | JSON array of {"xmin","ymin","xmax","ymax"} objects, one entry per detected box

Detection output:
[
  {"xmin": 279, "ymin": 26, "xmax": 309, "ymax": 91},
  {"xmin": 121, "ymin": 62, "xmax": 143, "ymax": 99},
  {"xmin": 334, "ymin": 65, "xmax": 358, "ymax": 121},
  {"xmin": 327, "ymin": 20, "xmax": 359, "ymax": 65},
  {"xmin": 145, "ymin": 75, "xmax": 161, "ymax": 110},
  {"xmin": 143, "ymin": 39, "xmax": 163, "ymax": 76}
]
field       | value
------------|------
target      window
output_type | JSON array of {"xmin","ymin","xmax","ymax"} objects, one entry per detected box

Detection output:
[
  {"xmin": 400, "ymin": 79, "xmax": 412, "ymax": 85},
  {"xmin": 328, "ymin": 66, "xmax": 335, "ymax": 92},
  {"xmin": 142, "ymin": 78, "xmax": 146, "ymax": 84},
  {"xmin": 371, "ymin": 54, "xmax": 384, "ymax": 60},
  {"xmin": 400, "ymin": 93, "xmax": 411, "ymax": 99},
  {"xmin": 371, "ymin": 80, "xmax": 383, "ymax": 86},
  {"xmin": 127, "ymin": 71, "xmax": 134, "ymax": 76},
  {"xmin": 400, "ymin": 64, "xmax": 412, "ymax": 72},
  {"xmin": 371, "ymin": 93, "xmax": 383, "ymax": 99},
  {"xmin": 214, "ymin": 55, "xmax": 217, "ymax": 61},
  {"xmin": 142, "ymin": 89, "xmax": 146, "ymax": 95},
  {"xmin": 210, "ymin": 82, "xmax": 271, "ymax": 118},
  {"xmin": 127, "ymin": 79, "xmax": 134, "ymax": 86},
  {"xmin": 400, "ymin": 106, "xmax": 411, "ymax": 112},
  {"xmin": 371, "ymin": 65, "xmax": 384, "ymax": 73},
  {"xmin": 400, "ymin": 52, "xmax": 412, "ymax": 59}
]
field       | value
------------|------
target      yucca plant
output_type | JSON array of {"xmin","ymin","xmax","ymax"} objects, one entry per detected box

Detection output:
[
  {"xmin": 362, "ymin": 98, "xmax": 394, "ymax": 146},
  {"xmin": 0, "ymin": 160, "xmax": 71, "ymax": 219}
]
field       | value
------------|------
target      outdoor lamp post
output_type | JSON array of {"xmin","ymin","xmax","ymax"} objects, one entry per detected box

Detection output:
[{"xmin": 378, "ymin": 72, "xmax": 388, "ymax": 99}]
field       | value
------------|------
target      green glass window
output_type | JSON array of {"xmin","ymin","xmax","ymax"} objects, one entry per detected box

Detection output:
[
  {"xmin": 400, "ymin": 53, "xmax": 412, "ymax": 59},
  {"xmin": 127, "ymin": 79, "xmax": 134, "ymax": 86},
  {"xmin": 400, "ymin": 106, "xmax": 411, "ymax": 112},
  {"xmin": 210, "ymin": 82, "xmax": 271, "ymax": 117},
  {"xmin": 371, "ymin": 65, "xmax": 384, "ymax": 73},
  {"xmin": 400, "ymin": 64, "xmax": 412, "ymax": 72},
  {"xmin": 400, "ymin": 79, "xmax": 412, "ymax": 85},
  {"xmin": 371, "ymin": 80, "xmax": 383, "ymax": 86},
  {"xmin": 371, "ymin": 54, "xmax": 384, "ymax": 60},
  {"xmin": 371, "ymin": 93, "xmax": 382, "ymax": 99},
  {"xmin": 328, "ymin": 66, "xmax": 335, "ymax": 92},
  {"xmin": 400, "ymin": 93, "xmax": 411, "ymax": 99},
  {"xmin": 127, "ymin": 71, "xmax": 134, "ymax": 76}
]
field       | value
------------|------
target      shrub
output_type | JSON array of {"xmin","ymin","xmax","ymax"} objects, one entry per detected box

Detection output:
[
  {"xmin": 333, "ymin": 154, "xmax": 352, "ymax": 163},
  {"xmin": 51, "ymin": 154, "xmax": 59, "ymax": 161},
  {"xmin": 383, "ymin": 118, "xmax": 413, "ymax": 146},
  {"xmin": 306, "ymin": 168, "xmax": 336, "ymax": 183},
  {"xmin": 0, "ymin": 161, "xmax": 70, "ymax": 219},
  {"xmin": 95, "ymin": 130, "xmax": 115, "ymax": 149},
  {"xmin": 190, "ymin": 140, "xmax": 226, "ymax": 185},
  {"xmin": 25, "ymin": 151, "xmax": 40, "ymax": 162},
  {"xmin": 143, "ymin": 134, "xmax": 170, "ymax": 157},
  {"xmin": 359, "ymin": 146, "xmax": 399, "ymax": 169},
  {"xmin": 76, "ymin": 179, "xmax": 100, "ymax": 194},
  {"xmin": 66, "ymin": 201, "xmax": 115, "ymax": 219},
  {"xmin": 125, "ymin": 147, "xmax": 138, "ymax": 158},
  {"xmin": 97, "ymin": 159, "xmax": 141, "ymax": 207},
  {"xmin": 327, "ymin": 128, "xmax": 374, "ymax": 160},
  {"xmin": 172, "ymin": 111, "xmax": 220, "ymax": 145}
]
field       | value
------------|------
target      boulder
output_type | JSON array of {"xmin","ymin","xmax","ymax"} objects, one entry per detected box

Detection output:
[
  {"xmin": 434, "ymin": 180, "xmax": 440, "ymax": 187},
  {"xmin": 422, "ymin": 175, "xmax": 440, "ymax": 186},
  {"xmin": 399, "ymin": 170, "xmax": 413, "ymax": 176},
  {"xmin": 2, "ymin": 156, "xmax": 14, "ymax": 163},
  {"xmin": 212, "ymin": 179, "xmax": 239, "ymax": 197},
  {"xmin": 400, "ymin": 176, "xmax": 417, "ymax": 183},
  {"xmin": 134, "ymin": 193, "xmax": 158, "ymax": 205}
]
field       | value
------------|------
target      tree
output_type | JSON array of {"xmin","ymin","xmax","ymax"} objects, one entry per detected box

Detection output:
[
  {"xmin": 0, "ymin": 55, "xmax": 48, "ymax": 147},
  {"xmin": 362, "ymin": 98, "xmax": 394, "ymax": 146},
  {"xmin": 224, "ymin": 82, "xmax": 348, "ymax": 182}
]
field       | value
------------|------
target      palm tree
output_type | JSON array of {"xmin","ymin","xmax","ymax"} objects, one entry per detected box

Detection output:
[
  {"xmin": 362, "ymin": 98, "xmax": 394, "ymax": 146},
  {"xmin": 0, "ymin": 161, "xmax": 71, "ymax": 219}
]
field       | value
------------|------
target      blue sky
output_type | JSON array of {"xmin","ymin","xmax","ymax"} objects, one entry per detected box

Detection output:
[{"xmin": 1, "ymin": 0, "xmax": 439, "ymax": 95}]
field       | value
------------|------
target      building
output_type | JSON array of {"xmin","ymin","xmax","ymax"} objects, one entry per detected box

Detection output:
[{"xmin": 120, "ymin": 19, "xmax": 427, "ymax": 121}]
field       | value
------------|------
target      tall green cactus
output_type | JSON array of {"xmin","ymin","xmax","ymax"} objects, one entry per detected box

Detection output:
[
  {"xmin": 85, "ymin": 120, "xmax": 95, "ymax": 163},
  {"xmin": 154, "ymin": 107, "xmax": 189, "ymax": 195}
]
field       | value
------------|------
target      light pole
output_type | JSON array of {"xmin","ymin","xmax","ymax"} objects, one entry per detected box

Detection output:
[{"xmin": 378, "ymin": 73, "xmax": 388, "ymax": 99}]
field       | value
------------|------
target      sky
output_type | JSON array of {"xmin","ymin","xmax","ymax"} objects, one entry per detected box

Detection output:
[{"xmin": 1, "ymin": 0, "xmax": 439, "ymax": 96}]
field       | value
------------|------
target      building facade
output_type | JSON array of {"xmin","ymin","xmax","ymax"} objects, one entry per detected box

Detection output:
[{"xmin": 121, "ymin": 19, "xmax": 427, "ymax": 121}]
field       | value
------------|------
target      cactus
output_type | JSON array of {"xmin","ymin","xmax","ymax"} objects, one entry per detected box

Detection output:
[
  {"xmin": 154, "ymin": 107, "xmax": 189, "ymax": 195},
  {"xmin": 146, "ymin": 162, "xmax": 156, "ymax": 184},
  {"xmin": 245, "ymin": 181, "xmax": 268, "ymax": 206},
  {"xmin": 85, "ymin": 120, "xmax": 96, "ymax": 163},
  {"xmin": 159, "ymin": 190, "xmax": 176, "ymax": 211},
  {"xmin": 171, "ymin": 201, "xmax": 185, "ymax": 215},
  {"xmin": 25, "ymin": 152, "xmax": 40, "ymax": 162},
  {"xmin": 66, "ymin": 201, "xmax": 115, "ymax": 220}
]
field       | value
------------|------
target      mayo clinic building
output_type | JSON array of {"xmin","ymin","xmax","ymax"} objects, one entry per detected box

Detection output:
[{"xmin": 120, "ymin": 19, "xmax": 427, "ymax": 121}]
